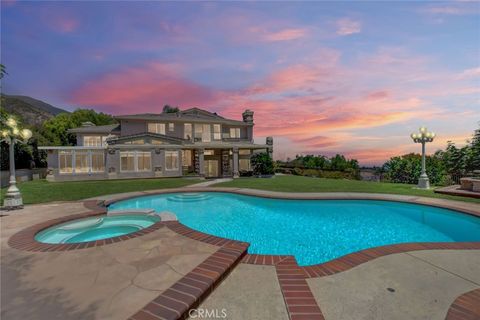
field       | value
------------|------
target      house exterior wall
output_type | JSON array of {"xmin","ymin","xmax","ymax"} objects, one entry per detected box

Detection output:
[{"xmin": 41, "ymin": 109, "xmax": 271, "ymax": 181}]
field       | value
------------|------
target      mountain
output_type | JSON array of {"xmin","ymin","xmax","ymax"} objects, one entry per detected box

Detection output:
[{"xmin": 1, "ymin": 94, "xmax": 68, "ymax": 126}]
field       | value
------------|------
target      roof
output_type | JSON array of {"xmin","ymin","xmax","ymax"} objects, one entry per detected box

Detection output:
[
  {"xmin": 68, "ymin": 124, "xmax": 120, "ymax": 134},
  {"xmin": 114, "ymin": 107, "xmax": 249, "ymax": 126},
  {"xmin": 106, "ymin": 132, "xmax": 185, "ymax": 145}
]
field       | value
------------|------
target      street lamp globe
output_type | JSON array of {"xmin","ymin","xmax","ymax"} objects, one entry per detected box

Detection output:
[
  {"xmin": 410, "ymin": 126, "xmax": 436, "ymax": 189},
  {"xmin": 2, "ymin": 117, "xmax": 33, "ymax": 209}
]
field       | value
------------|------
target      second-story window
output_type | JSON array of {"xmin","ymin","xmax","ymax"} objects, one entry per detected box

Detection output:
[
  {"xmin": 148, "ymin": 123, "xmax": 165, "ymax": 135},
  {"xmin": 213, "ymin": 124, "xmax": 221, "ymax": 140},
  {"xmin": 229, "ymin": 128, "xmax": 241, "ymax": 138},
  {"xmin": 83, "ymin": 136, "xmax": 102, "ymax": 146},
  {"xmin": 168, "ymin": 123, "xmax": 175, "ymax": 131},
  {"xmin": 184, "ymin": 123, "xmax": 192, "ymax": 140},
  {"xmin": 202, "ymin": 124, "xmax": 211, "ymax": 142}
]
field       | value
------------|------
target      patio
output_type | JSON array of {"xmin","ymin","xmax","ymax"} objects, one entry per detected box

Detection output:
[{"xmin": 1, "ymin": 189, "xmax": 479, "ymax": 320}]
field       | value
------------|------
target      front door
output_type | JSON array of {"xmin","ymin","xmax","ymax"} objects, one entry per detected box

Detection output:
[{"xmin": 204, "ymin": 159, "xmax": 219, "ymax": 177}]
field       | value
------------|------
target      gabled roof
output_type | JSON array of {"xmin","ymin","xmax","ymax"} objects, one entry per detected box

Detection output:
[
  {"xmin": 68, "ymin": 124, "xmax": 120, "ymax": 134},
  {"xmin": 106, "ymin": 132, "xmax": 185, "ymax": 145},
  {"xmin": 114, "ymin": 107, "xmax": 249, "ymax": 126}
]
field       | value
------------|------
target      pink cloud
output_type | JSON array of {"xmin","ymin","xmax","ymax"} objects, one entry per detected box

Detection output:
[
  {"xmin": 70, "ymin": 62, "xmax": 217, "ymax": 114},
  {"xmin": 261, "ymin": 28, "xmax": 308, "ymax": 42},
  {"xmin": 336, "ymin": 18, "xmax": 361, "ymax": 36}
]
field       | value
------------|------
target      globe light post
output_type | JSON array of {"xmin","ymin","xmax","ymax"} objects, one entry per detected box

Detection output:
[
  {"xmin": 1, "ymin": 117, "xmax": 32, "ymax": 209},
  {"xmin": 410, "ymin": 126, "xmax": 435, "ymax": 189}
]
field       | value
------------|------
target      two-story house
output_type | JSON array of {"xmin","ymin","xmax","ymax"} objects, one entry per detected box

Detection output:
[{"xmin": 39, "ymin": 108, "xmax": 273, "ymax": 181}]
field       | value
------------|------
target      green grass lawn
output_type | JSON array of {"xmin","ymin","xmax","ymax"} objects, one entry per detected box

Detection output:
[
  {"xmin": 213, "ymin": 175, "xmax": 480, "ymax": 203},
  {"xmin": 0, "ymin": 178, "xmax": 201, "ymax": 205}
]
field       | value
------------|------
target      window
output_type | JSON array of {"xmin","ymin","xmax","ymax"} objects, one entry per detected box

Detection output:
[
  {"xmin": 165, "ymin": 151, "xmax": 179, "ymax": 171},
  {"xmin": 239, "ymin": 149, "xmax": 251, "ymax": 155},
  {"xmin": 213, "ymin": 124, "xmax": 221, "ymax": 140},
  {"xmin": 124, "ymin": 139, "xmax": 144, "ymax": 144},
  {"xmin": 194, "ymin": 124, "xmax": 203, "ymax": 139},
  {"xmin": 59, "ymin": 150, "xmax": 105, "ymax": 174},
  {"xmin": 91, "ymin": 152, "xmax": 105, "ymax": 172},
  {"xmin": 59, "ymin": 151, "xmax": 73, "ymax": 173},
  {"xmin": 120, "ymin": 152, "xmax": 135, "ymax": 172},
  {"xmin": 148, "ymin": 123, "xmax": 165, "ymax": 135},
  {"xmin": 83, "ymin": 136, "xmax": 102, "ymax": 146},
  {"xmin": 239, "ymin": 159, "xmax": 251, "ymax": 171},
  {"xmin": 75, "ymin": 151, "xmax": 89, "ymax": 173},
  {"xmin": 204, "ymin": 149, "xmax": 215, "ymax": 156},
  {"xmin": 229, "ymin": 128, "xmax": 241, "ymax": 138},
  {"xmin": 137, "ymin": 152, "xmax": 151, "ymax": 171},
  {"xmin": 184, "ymin": 123, "xmax": 192, "ymax": 140},
  {"xmin": 168, "ymin": 123, "xmax": 175, "ymax": 131},
  {"xmin": 120, "ymin": 151, "xmax": 151, "ymax": 172},
  {"xmin": 202, "ymin": 124, "xmax": 211, "ymax": 142},
  {"xmin": 182, "ymin": 150, "xmax": 192, "ymax": 166}
]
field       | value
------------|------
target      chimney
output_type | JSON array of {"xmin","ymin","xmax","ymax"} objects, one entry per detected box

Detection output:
[
  {"xmin": 81, "ymin": 121, "xmax": 95, "ymax": 127},
  {"xmin": 242, "ymin": 109, "xmax": 254, "ymax": 124}
]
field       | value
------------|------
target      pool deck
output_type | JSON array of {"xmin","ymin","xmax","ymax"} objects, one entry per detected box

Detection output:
[{"xmin": 2, "ymin": 187, "xmax": 480, "ymax": 320}]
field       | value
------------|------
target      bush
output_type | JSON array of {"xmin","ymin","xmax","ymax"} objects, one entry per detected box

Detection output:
[
  {"xmin": 381, "ymin": 153, "xmax": 446, "ymax": 185},
  {"xmin": 250, "ymin": 152, "xmax": 274, "ymax": 176}
]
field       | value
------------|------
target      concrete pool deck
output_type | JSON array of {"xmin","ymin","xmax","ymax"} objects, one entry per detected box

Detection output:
[{"xmin": 2, "ymin": 187, "xmax": 480, "ymax": 320}]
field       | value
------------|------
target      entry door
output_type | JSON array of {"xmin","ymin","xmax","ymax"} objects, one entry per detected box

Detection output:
[{"xmin": 204, "ymin": 160, "xmax": 219, "ymax": 177}]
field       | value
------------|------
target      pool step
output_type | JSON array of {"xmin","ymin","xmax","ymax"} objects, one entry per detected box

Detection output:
[
  {"xmin": 167, "ymin": 193, "xmax": 212, "ymax": 202},
  {"xmin": 107, "ymin": 209, "xmax": 155, "ymax": 216}
]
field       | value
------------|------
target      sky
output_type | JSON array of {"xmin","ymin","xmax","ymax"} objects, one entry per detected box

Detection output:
[{"xmin": 1, "ymin": 0, "xmax": 479, "ymax": 165}]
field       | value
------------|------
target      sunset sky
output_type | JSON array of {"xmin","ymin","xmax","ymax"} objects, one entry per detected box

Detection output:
[{"xmin": 1, "ymin": 1, "xmax": 479, "ymax": 165}]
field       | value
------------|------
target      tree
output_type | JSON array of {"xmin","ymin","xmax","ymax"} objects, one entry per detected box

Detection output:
[
  {"xmin": 162, "ymin": 105, "xmax": 180, "ymax": 113},
  {"xmin": 41, "ymin": 109, "xmax": 116, "ymax": 146},
  {"xmin": 251, "ymin": 152, "xmax": 274, "ymax": 175},
  {"xmin": 0, "ymin": 64, "xmax": 7, "ymax": 79},
  {"xmin": 382, "ymin": 153, "xmax": 446, "ymax": 185}
]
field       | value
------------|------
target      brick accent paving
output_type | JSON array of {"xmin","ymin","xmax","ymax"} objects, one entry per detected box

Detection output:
[
  {"xmin": 302, "ymin": 242, "xmax": 480, "ymax": 278},
  {"xmin": 445, "ymin": 289, "xmax": 480, "ymax": 320},
  {"xmin": 129, "ymin": 242, "xmax": 248, "ymax": 320}
]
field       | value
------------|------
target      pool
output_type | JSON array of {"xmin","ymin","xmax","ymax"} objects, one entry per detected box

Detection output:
[
  {"xmin": 108, "ymin": 192, "xmax": 480, "ymax": 266},
  {"xmin": 35, "ymin": 214, "xmax": 160, "ymax": 244}
]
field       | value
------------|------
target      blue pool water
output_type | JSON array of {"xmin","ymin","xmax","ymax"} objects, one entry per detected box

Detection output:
[
  {"xmin": 108, "ymin": 192, "xmax": 480, "ymax": 266},
  {"xmin": 35, "ymin": 215, "xmax": 160, "ymax": 244}
]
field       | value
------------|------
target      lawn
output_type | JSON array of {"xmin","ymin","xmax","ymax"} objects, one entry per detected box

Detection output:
[
  {"xmin": 0, "ymin": 178, "xmax": 201, "ymax": 204},
  {"xmin": 213, "ymin": 175, "xmax": 480, "ymax": 203}
]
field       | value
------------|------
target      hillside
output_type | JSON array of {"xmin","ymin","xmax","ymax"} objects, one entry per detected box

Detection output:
[{"xmin": 1, "ymin": 94, "xmax": 68, "ymax": 126}]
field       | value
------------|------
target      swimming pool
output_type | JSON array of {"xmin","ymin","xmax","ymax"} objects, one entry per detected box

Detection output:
[
  {"xmin": 108, "ymin": 192, "xmax": 480, "ymax": 266},
  {"xmin": 35, "ymin": 214, "xmax": 160, "ymax": 244}
]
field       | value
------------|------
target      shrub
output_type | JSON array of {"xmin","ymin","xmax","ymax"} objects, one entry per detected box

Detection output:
[{"xmin": 250, "ymin": 152, "xmax": 274, "ymax": 176}]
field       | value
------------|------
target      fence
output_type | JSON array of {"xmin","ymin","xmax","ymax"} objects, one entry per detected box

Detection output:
[{"xmin": 0, "ymin": 168, "xmax": 48, "ymax": 188}]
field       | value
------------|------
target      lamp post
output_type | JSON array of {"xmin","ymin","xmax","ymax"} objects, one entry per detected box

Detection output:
[
  {"xmin": 410, "ymin": 126, "xmax": 435, "ymax": 189},
  {"xmin": 1, "ymin": 117, "xmax": 32, "ymax": 209}
]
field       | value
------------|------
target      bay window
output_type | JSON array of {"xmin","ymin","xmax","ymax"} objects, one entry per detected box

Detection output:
[{"xmin": 59, "ymin": 150, "xmax": 105, "ymax": 174}]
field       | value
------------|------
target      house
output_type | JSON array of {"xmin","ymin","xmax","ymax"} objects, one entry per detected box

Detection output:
[{"xmin": 39, "ymin": 108, "xmax": 273, "ymax": 181}]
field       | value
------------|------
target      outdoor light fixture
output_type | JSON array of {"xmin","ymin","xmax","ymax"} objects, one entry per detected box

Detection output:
[
  {"xmin": 1, "ymin": 116, "xmax": 33, "ymax": 209},
  {"xmin": 410, "ymin": 126, "xmax": 435, "ymax": 189}
]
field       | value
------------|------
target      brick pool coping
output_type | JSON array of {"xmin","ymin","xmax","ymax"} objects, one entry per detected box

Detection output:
[
  {"xmin": 445, "ymin": 288, "xmax": 480, "ymax": 320},
  {"xmin": 7, "ymin": 200, "xmax": 165, "ymax": 252}
]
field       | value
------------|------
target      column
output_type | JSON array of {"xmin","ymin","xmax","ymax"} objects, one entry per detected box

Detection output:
[{"xmin": 232, "ymin": 147, "xmax": 239, "ymax": 178}]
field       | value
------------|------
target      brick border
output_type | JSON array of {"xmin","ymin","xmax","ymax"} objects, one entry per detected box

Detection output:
[
  {"xmin": 445, "ymin": 288, "xmax": 480, "ymax": 320},
  {"xmin": 129, "ymin": 241, "xmax": 248, "ymax": 320},
  {"xmin": 8, "ymin": 202, "xmax": 164, "ymax": 252}
]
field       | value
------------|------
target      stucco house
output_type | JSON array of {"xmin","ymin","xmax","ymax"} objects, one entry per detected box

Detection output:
[{"xmin": 39, "ymin": 108, "xmax": 273, "ymax": 181}]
